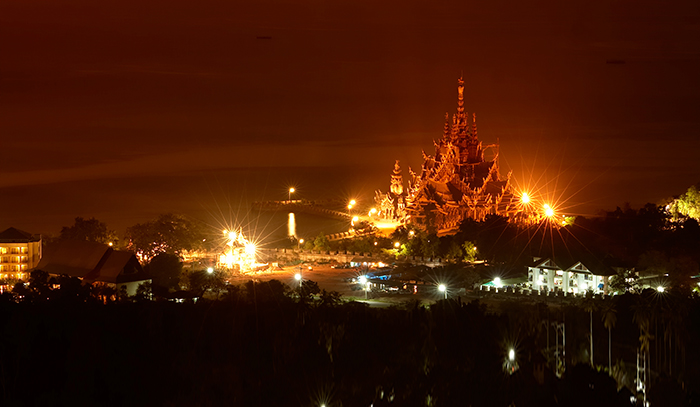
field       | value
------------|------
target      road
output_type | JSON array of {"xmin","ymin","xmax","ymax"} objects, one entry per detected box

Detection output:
[{"xmin": 229, "ymin": 264, "xmax": 430, "ymax": 306}]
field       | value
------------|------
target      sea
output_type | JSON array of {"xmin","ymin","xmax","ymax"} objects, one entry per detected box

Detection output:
[{"xmin": 0, "ymin": 166, "xmax": 387, "ymax": 245}]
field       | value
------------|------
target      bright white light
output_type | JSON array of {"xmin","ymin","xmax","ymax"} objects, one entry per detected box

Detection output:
[
  {"xmin": 438, "ymin": 284, "xmax": 446, "ymax": 292},
  {"xmin": 494, "ymin": 277, "xmax": 502, "ymax": 288},
  {"xmin": 509, "ymin": 348, "xmax": 515, "ymax": 362},
  {"xmin": 294, "ymin": 273, "xmax": 302, "ymax": 281},
  {"xmin": 358, "ymin": 275, "xmax": 367, "ymax": 285},
  {"xmin": 394, "ymin": 242, "xmax": 400, "ymax": 248},
  {"xmin": 657, "ymin": 286, "xmax": 665, "ymax": 293},
  {"xmin": 207, "ymin": 267, "xmax": 214, "ymax": 274},
  {"xmin": 544, "ymin": 204, "xmax": 555, "ymax": 217},
  {"xmin": 244, "ymin": 243, "xmax": 256, "ymax": 255},
  {"xmin": 289, "ymin": 187, "xmax": 295, "ymax": 193},
  {"xmin": 521, "ymin": 192, "xmax": 530, "ymax": 204}
]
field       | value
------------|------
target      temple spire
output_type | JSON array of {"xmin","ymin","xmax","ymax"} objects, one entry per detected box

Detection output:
[
  {"xmin": 472, "ymin": 112, "xmax": 478, "ymax": 139},
  {"xmin": 443, "ymin": 112, "xmax": 450, "ymax": 140},
  {"xmin": 455, "ymin": 77, "xmax": 467, "ymax": 131}
]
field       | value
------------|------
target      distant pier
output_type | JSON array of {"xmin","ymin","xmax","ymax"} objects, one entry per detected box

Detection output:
[{"xmin": 252, "ymin": 199, "xmax": 352, "ymax": 220}]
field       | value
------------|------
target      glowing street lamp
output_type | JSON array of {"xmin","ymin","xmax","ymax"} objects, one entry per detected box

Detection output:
[
  {"xmin": 521, "ymin": 192, "xmax": 530, "ymax": 204},
  {"xmin": 294, "ymin": 272, "xmax": 302, "ymax": 290},
  {"xmin": 438, "ymin": 283, "xmax": 447, "ymax": 299},
  {"xmin": 494, "ymin": 277, "xmax": 502, "ymax": 288},
  {"xmin": 544, "ymin": 204, "xmax": 555, "ymax": 217},
  {"xmin": 298, "ymin": 238, "xmax": 304, "ymax": 249},
  {"xmin": 358, "ymin": 275, "xmax": 369, "ymax": 299},
  {"xmin": 206, "ymin": 267, "xmax": 214, "ymax": 274},
  {"xmin": 505, "ymin": 347, "xmax": 519, "ymax": 374},
  {"xmin": 288, "ymin": 187, "xmax": 295, "ymax": 202},
  {"xmin": 394, "ymin": 242, "xmax": 400, "ymax": 249},
  {"xmin": 657, "ymin": 286, "xmax": 665, "ymax": 293}
]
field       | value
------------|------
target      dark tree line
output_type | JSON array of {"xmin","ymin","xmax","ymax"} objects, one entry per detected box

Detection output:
[{"xmin": 2, "ymin": 276, "xmax": 700, "ymax": 406}]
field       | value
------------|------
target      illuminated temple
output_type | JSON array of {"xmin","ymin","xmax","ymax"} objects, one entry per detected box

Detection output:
[{"xmin": 375, "ymin": 78, "xmax": 521, "ymax": 235}]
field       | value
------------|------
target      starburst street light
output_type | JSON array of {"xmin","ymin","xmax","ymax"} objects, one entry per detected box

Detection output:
[
  {"xmin": 358, "ymin": 275, "xmax": 369, "ymax": 299},
  {"xmin": 289, "ymin": 187, "xmax": 295, "ymax": 202},
  {"xmin": 438, "ymin": 283, "xmax": 447, "ymax": 299},
  {"xmin": 505, "ymin": 347, "xmax": 519, "ymax": 374},
  {"xmin": 521, "ymin": 192, "xmax": 530, "ymax": 204},
  {"xmin": 544, "ymin": 204, "xmax": 555, "ymax": 217}
]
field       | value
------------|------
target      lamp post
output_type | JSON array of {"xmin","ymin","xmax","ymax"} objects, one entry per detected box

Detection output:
[
  {"xmin": 438, "ymin": 283, "xmax": 447, "ymax": 299},
  {"xmin": 359, "ymin": 275, "xmax": 368, "ymax": 299},
  {"xmin": 294, "ymin": 272, "xmax": 302, "ymax": 291},
  {"xmin": 288, "ymin": 187, "xmax": 295, "ymax": 202}
]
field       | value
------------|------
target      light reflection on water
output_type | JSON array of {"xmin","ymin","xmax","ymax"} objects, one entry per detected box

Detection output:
[{"xmin": 288, "ymin": 212, "xmax": 296, "ymax": 238}]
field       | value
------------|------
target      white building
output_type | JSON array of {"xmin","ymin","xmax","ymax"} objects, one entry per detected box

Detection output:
[{"xmin": 527, "ymin": 257, "xmax": 613, "ymax": 295}]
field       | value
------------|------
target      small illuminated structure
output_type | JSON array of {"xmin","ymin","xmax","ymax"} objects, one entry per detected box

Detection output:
[
  {"xmin": 494, "ymin": 277, "xmax": 502, "ymax": 288},
  {"xmin": 218, "ymin": 229, "xmax": 257, "ymax": 272}
]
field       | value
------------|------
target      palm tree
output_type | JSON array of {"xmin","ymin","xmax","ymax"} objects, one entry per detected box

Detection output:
[
  {"xmin": 581, "ymin": 293, "xmax": 597, "ymax": 366},
  {"xmin": 601, "ymin": 299, "xmax": 617, "ymax": 372},
  {"xmin": 633, "ymin": 296, "xmax": 653, "ymax": 403}
]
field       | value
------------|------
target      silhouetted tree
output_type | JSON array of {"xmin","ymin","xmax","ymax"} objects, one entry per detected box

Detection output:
[
  {"xmin": 124, "ymin": 213, "xmax": 205, "ymax": 261},
  {"xmin": 148, "ymin": 252, "xmax": 182, "ymax": 291},
  {"xmin": 58, "ymin": 217, "xmax": 118, "ymax": 246}
]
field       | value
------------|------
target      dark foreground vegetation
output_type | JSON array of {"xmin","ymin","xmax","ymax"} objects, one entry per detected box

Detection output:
[{"xmin": 1, "ymin": 279, "xmax": 699, "ymax": 407}]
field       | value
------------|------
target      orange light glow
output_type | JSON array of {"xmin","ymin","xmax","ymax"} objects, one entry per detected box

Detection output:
[{"xmin": 544, "ymin": 204, "xmax": 555, "ymax": 217}]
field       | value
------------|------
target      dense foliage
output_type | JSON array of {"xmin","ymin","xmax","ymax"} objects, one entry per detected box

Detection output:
[
  {"xmin": 1, "ymin": 280, "xmax": 699, "ymax": 406},
  {"xmin": 124, "ymin": 213, "xmax": 207, "ymax": 261}
]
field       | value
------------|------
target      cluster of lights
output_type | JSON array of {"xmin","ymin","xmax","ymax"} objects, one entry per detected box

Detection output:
[
  {"xmin": 518, "ymin": 191, "xmax": 566, "ymax": 224},
  {"xmin": 218, "ymin": 229, "xmax": 257, "ymax": 271}
]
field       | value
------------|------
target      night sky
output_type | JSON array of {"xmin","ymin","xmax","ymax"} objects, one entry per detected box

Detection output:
[{"xmin": 2, "ymin": 0, "xmax": 700, "ymax": 235}]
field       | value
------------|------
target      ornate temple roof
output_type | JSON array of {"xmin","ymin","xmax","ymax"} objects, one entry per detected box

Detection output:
[{"xmin": 376, "ymin": 77, "xmax": 520, "ymax": 235}]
